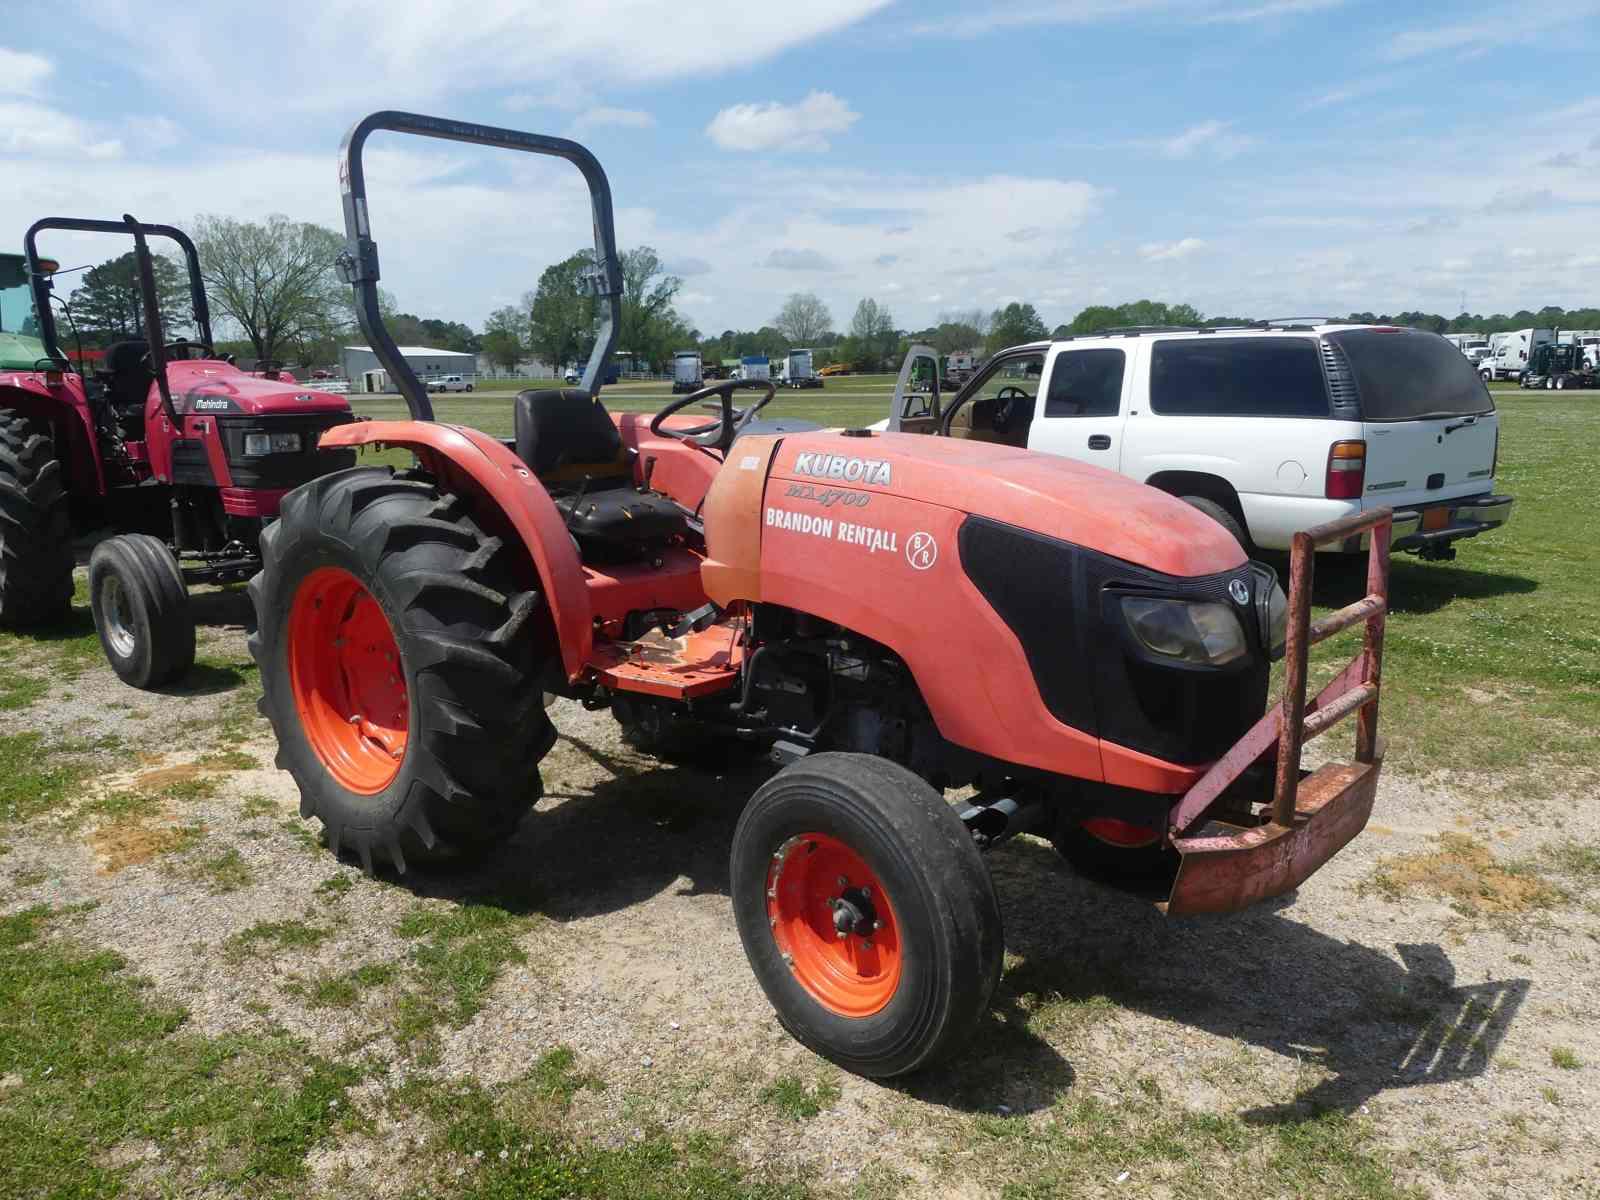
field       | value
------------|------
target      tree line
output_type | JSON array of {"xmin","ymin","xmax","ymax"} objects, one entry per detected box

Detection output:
[{"xmin": 48, "ymin": 216, "xmax": 1600, "ymax": 375}]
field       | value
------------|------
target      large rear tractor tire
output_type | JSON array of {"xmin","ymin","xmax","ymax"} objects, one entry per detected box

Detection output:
[
  {"xmin": 730, "ymin": 753, "xmax": 1003, "ymax": 1077},
  {"xmin": 88, "ymin": 534, "xmax": 196, "ymax": 689},
  {"xmin": 0, "ymin": 410, "xmax": 73, "ymax": 628},
  {"xmin": 249, "ymin": 468, "xmax": 557, "ymax": 873}
]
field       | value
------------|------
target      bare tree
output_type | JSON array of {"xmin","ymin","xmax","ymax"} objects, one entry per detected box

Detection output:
[
  {"xmin": 192, "ymin": 214, "xmax": 349, "ymax": 363},
  {"xmin": 772, "ymin": 292, "xmax": 832, "ymax": 346}
]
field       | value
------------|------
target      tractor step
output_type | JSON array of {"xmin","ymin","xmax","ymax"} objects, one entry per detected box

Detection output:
[
  {"xmin": 590, "ymin": 623, "xmax": 743, "ymax": 701},
  {"xmin": 1161, "ymin": 756, "xmax": 1380, "ymax": 916}
]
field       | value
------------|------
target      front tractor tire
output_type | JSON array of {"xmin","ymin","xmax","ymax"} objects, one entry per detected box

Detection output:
[
  {"xmin": 249, "ymin": 468, "xmax": 557, "ymax": 873},
  {"xmin": 89, "ymin": 534, "xmax": 196, "ymax": 689},
  {"xmin": 0, "ymin": 410, "xmax": 73, "ymax": 628},
  {"xmin": 730, "ymin": 753, "xmax": 1003, "ymax": 1078}
]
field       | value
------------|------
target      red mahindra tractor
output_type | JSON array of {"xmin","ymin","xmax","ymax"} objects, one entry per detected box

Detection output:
[
  {"xmin": 0, "ymin": 217, "xmax": 355, "ymax": 687},
  {"xmin": 251, "ymin": 112, "xmax": 1395, "ymax": 1077}
]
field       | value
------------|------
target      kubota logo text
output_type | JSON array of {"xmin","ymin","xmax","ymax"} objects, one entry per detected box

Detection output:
[{"xmin": 792, "ymin": 452, "xmax": 892, "ymax": 487}]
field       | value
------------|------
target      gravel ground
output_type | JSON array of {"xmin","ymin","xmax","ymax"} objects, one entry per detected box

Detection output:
[{"xmin": 3, "ymin": 605, "xmax": 1599, "ymax": 1199}]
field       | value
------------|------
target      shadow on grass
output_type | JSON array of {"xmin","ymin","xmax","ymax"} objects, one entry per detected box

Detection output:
[
  {"xmin": 1291, "ymin": 552, "xmax": 1539, "ymax": 615},
  {"xmin": 340, "ymin": 734, "xmax": 1525, "ymax": 1119}
]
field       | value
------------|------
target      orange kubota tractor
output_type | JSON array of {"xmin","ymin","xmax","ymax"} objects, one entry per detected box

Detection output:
[{"xmin": 251, "ymin": 112, "xmax": 1395, "ymax": 1078}]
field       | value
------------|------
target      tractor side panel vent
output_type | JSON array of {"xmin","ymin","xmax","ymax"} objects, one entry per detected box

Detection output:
[{"xmin": 1320, "ymin": 338, "xmax": 1361, "ymax": 418}]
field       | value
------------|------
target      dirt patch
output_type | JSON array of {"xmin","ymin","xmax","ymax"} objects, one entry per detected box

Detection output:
[
  {"xmin": 87, "ymin": 812, "xmax": 203, "ymax": 872},
  {"xmin": 131, "ymin": 763, "xmax": 207, "ymax": 791},
  {"xmin": 1368, "ymin": 832, "xmax": 1565, "ymax": 915}
]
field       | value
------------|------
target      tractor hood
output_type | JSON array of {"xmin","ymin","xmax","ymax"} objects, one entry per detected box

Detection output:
[
  {"xmin": 165, "ymin": 361, "xmax": 350, "ymax": 417},
  {"xmin": 768, "ymin": 430, "xmax": 1246, "ymax": 579}
]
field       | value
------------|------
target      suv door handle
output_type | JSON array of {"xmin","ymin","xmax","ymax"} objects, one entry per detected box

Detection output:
[{"xmin": 1087, "ymin": 434, "xmax": 1112, "ymax": 450}]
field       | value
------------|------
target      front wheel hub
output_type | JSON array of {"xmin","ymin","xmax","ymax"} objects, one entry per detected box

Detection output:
[{"xmin": 768, "ymin": 833, "xmax": 901, "ymax": 1017}]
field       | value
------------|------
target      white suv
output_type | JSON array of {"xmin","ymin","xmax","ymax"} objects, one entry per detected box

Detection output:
[
  {"xmin": 426, "ymin": 374, "xmax": 474, "ymax": 393},
  {"xmin": 888, "ymin": 324, "xmax": 1513, "ymax": 560}
]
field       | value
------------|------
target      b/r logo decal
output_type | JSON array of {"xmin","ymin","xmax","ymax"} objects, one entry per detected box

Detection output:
[{"xmin": 905, "ymin": 531, "xmax": 938, "ymax": 571}]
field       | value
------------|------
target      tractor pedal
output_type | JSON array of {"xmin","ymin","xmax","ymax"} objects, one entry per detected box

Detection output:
[{"xmin": 667, "ymin": 602, "xmax": 720, "ymax": 638}]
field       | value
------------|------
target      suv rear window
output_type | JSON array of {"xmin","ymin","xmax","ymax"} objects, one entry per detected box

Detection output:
[
  {"xmin": 1324, "ymin": 328, "xmax": 1494, "ymax": 421},
  {"xmin": 1150, "ymin": 337, "xmax": 1329, "ymax": 418}
]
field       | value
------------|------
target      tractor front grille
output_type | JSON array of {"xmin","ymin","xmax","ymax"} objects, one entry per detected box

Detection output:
[{"xmin": 218, "ymin": 413, "xmax": 356, "ymax": 489}]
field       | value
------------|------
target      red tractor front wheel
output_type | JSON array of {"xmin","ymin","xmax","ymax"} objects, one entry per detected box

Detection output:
[
  {"xmin": 249, "ymin": 468, "xmax": 557, "ymax": 873},
  {"xmin": 731, "ymin": 753, "xmax": 1003, "ymax": 1077}
]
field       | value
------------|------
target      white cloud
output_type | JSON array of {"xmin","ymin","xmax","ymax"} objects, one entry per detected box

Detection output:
[
  {"xmin": 571, "ymin": 106, "xmax": 656, "ymax": 133},
  {"xmin": 912, "ymin": 0, "xmax": 1345, "ymax": 36},
  {"xmin": 1383, "ymin": 1, "xmax": 1600, "ymax": 62},
  {"xmin": 72, "ymin": 0, "xmax": 891, "ymax": 120},
  {"xmin": 0, "ymin": 47, "xmax": 53, "ymax": 97},
  {"xmin": 0, "ymin": 100, "xmax": 123, "ymax": 159},
  {"xmin": 706, "ymin": 91, "xmax": 860, "ymax": 153},
  {"xmin": 1157, "ymin": 120, "xmax": 1252, "ymax": 160},
  {"xmin": 1139, "ymin": 238, "xmax": 1207, "ymax": 262}
]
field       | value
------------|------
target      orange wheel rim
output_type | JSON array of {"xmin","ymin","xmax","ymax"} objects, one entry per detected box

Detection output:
[
  {"xmin": 767, "ymin": 832, "xmax": 902, "ymax": 1018},
  {"xmin": 1081, "ymin": 817, "xmax": 1160, "ymax": 849},
  {"xmin": 287, "ymin": 567, "xmax": 408, "ymax": 794}
]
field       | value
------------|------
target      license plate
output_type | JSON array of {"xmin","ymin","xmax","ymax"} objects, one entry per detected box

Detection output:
[{"xmin": 1422, "ymin": 507, "xmax": 1451, "ymax": 531}]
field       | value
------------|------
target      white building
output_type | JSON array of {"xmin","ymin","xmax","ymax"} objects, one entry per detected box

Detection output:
[{"xmin": 339, "ymin": 345, "xmax": 478, "ymax": 393}]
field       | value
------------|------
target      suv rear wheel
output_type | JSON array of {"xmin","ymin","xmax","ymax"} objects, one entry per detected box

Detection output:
[{"xmin": 1179, "ymin": 494, "xmax": 1251, "ymax": 554}]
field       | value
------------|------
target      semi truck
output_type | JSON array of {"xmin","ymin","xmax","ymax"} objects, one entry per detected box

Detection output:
[
  {"xmin": 671, "ymin": 349, "xmax": 703, "ymax": 394},
  {"xmin": 1479, "ymin": 328, "xmax": 1554, "ymax": 382},
  {"xmin": 778, "ymin": 348, "xmax": 823, "ymax": 389}
]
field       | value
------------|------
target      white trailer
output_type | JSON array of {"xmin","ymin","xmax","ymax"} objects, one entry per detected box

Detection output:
[
  {"xmin": 1480, "ymin": 328, "xmax": 1554, "ymax": 382},
  {"xmin": 734, "ymin": 354, "xmax": 770, "ymax": 382},
  {"xmin": 671, "ymin": 350, "xmax": 703, "ymax": 394},
  {"xmin": 778, "ymin": 348, "xmax": 823, "ymax": 389}
]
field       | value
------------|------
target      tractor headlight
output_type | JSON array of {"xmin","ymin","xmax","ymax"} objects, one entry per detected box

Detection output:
[
  {"xmin": 1121, "ymin": 597, "xmax": 1247, "ymax": 666},
  {"xmin": 243, "ymin": 432, "xmax": 302, "ymax": 456}
]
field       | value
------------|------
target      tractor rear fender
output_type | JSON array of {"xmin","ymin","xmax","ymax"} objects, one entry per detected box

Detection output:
[
  {"xmin": 2, "ymin": 374, "xmax": 106, "ymax": 496},
  {"xmin": 318, "ymin": 420, "xmax": 593, "ymax": 679}
]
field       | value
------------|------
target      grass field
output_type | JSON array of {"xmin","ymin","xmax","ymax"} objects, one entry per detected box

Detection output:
[{"xmin": 0, "ymin": 384, "xmax": 1596, "ymax": 1198}]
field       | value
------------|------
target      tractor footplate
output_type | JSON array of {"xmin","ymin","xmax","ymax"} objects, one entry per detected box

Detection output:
[
  {"xmin": 1161, "ymin": 756, "xmax": 1380, "ymax": 916},
  {"xmin": 590, "ymin": 623, "xmax": 743, "ymax": 701}
]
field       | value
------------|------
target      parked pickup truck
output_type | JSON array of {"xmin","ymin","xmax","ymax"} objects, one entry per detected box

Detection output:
[{"xmin": 882, "ymin": 324, "xmax": 1513, "ymax": 561}]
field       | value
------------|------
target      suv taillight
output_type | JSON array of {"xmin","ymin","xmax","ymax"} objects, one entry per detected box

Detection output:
[
  {"xmin": 1492, "ymin": 426, "xmax": 1499, "ymax": 478},
  {"xmin": 1325, "ymin": 440, "xmax": 1366, "ymax": 500}
]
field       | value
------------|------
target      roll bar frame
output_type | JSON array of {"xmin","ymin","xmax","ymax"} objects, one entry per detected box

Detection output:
[{"xmin": 335, "ymin": 110, "xmax": 624, "ymax": 422}]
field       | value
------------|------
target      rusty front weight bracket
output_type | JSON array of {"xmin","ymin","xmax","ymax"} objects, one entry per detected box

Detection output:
[{"xmin": 1161, "ymin": 508, "xmax": 1393, "ymax": 916}]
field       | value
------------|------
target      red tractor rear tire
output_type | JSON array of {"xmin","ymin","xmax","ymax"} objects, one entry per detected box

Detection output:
[
  {"xmin": 249, "ymin": 468, "xmax": 557, "ymax": 873},
  {"xmin": 88, "ymin": 534, "xmax": 195, "ymax": 689},
  {"xmin": 730, "ymin": 753, "xmax": 1003, "ymax": 1077},
  {"xmin": 0, "ymin": 411, "xmax": 73, "ymax": 628}
]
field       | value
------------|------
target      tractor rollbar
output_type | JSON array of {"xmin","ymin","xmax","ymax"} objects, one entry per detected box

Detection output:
[
  {"xmin": 22, "ymin": 216, "xmax": 215, "ymax": 368},
  {"xmin": 122, "ymin": 215, "xmax": 181, "ymax": 431},
  {"xmin": 335, "ymin": 110, "xmax": 625, "ymax": 421}
]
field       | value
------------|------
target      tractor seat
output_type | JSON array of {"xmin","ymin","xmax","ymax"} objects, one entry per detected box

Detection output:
[
  {"xmin": 513, "ymin": 388, "xmax": 629, "ymax": 481},
  {"xmin": 514, "ymin": 388, "xmax": 688, "ymax": 564},
  {"xmin": 101, "ymin": 339, "xmax": 151, "ymax": 411}
]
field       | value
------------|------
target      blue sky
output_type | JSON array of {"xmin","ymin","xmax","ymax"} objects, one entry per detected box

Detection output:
[{"xmin": 5, "ymin": 0, "xmax": 1600, "ymax": 338}]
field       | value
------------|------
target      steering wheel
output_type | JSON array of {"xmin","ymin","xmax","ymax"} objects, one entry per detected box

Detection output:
[
  {"xmin": 991, "ymin": 385, "xmax": 1031, "ymax": 433},
  {"xmin": 143, "ymin": 341, "xmax": 215, "ymax": 370},
  {"xmin": 648, "ymin": 378, "xmax": 776, "ymax": 453}
]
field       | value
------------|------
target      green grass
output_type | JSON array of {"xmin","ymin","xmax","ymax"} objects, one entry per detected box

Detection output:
[
  {"xmin": 0, "ymin": 906, "xmax": 364, "ymax": 1197},
  {"xmin": 303, "ymin": 961, "xmax": 397, "ymax": 1009},
  {"xmin": 759, "ymin": 1073, "xmax": 841, "ymax": 1120},
  {"xmin": 191, "ymin": 845, "xmax": 254, "ymax": 893},
  {"xmin": 0, "ymin": 731, "xmax": 91, "ymax": 823},
  {"xmin": 394, "ymin": 902, "xmax": 536, "ymax": 1035},
  {"xmin": 1550, "ymin": 1047, "xmax": 1581, "ymax": 1070},
  {"xmin": 225, "ymin": 919, "xmax": 332, "ymax": 961}
]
